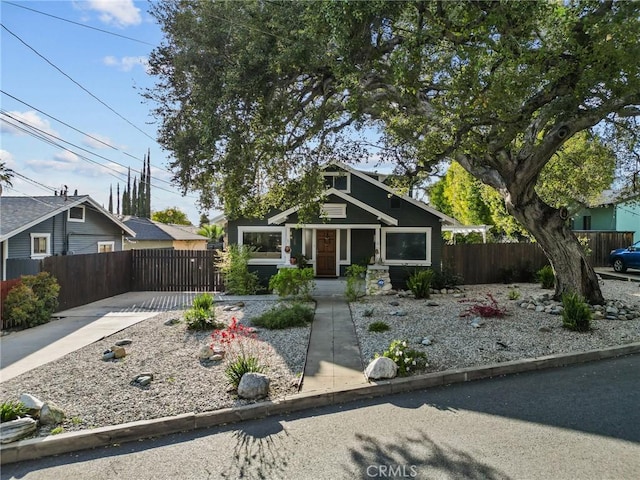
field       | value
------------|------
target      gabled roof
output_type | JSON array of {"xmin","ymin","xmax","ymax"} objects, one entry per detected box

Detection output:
[
  {"xmin": 0, "ymin": 195, "xmax": 135, "ymax": 242},
  {"xmin": 587, "ymin": 189, "xmax": 640, "ymax": 208},
  {"xmin": 329, "ymin": 161, "xmax": 457, "ymax": 224},
  {"xmin": 268, "ymin": 188, "xmax": 398, "ymax": 225},
  {"xmin": 123, "ymin": 217, "xmax": 207, "ymax": 241}
]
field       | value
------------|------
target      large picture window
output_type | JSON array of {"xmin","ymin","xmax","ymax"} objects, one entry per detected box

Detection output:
[
  {"xmin": 30, "ymin": 233, "xmax": 51, "ymax": 259},
  {"xmin": 382, "ymin": 228, "xmax": 431, "ymax": 265},
  {"xmin": 238, "ymin": 227, "xmax": 284, "ymax": 264}
]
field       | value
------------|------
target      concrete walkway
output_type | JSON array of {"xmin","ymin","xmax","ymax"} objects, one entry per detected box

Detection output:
[{"xmin": 301, "ymin": 280, "xmax": 366, "ymax": 392}]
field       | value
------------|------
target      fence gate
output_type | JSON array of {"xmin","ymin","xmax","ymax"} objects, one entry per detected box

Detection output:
[{"xmin": 131, "ymin": 250, "xmax": 222, "ymax": 292}]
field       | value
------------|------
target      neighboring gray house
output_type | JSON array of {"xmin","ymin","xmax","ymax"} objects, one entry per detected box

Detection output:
[
  {"xmin": 122, "ymin": 217, "xmax": 208, "ymax": 250},
  {"xmin": 227, "ymin": 161, "xmax": 455, "ymax": 288},
  {"xmin": 0, "ymin": 195, "xmax": 135, "ymax": 280}
]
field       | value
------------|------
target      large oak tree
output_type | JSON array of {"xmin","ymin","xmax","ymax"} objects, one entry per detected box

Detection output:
[{"xmin": 147, "ymin": 0, "xmax": 640, "ymax": 303}]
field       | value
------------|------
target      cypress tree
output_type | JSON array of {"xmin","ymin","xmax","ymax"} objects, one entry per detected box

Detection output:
[
  {"xmin": 146, "ymin": 149, "xmax": 152, "ymax": 217},
  {"xmin": 132, "ymin": 178, "xmax": 138, "ymax": 216},
  {"xmin": 117, "ymin": 183, "xmax": 120, "ymax": 215},
  {"xmin": 108, "ymin": 184, "xmax": 113, "ymax": 213}
]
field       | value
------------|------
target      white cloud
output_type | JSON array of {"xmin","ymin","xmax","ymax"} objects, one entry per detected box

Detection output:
[
  {"xmin": 0, "ymin": 111, "xmax": 58, "ymax": 137},
  {"xmin": 0, "ymin": 149, "xmax": 16, "ymax": 169},
  {"xmin": 102, "ymin": 55, "xmax": 149, "ymax": 72},
  {"xmin": 86, "ymin": 0, "xmax": 141, "ymax": 28}
]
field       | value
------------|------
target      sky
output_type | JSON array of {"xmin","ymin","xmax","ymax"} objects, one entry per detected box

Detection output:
[{"xmin": 1, "ymin": 0, "xmax": 209, "ymax": 224}]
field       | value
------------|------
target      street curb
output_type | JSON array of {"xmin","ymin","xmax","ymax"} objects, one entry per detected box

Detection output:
[{"xmin": 2, "ymin": 343, "xmax": 639, "ymax": 465}]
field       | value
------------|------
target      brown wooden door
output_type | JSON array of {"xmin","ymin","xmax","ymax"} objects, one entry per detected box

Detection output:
[{"xmin": 316, "ymin": 229, "xmax": 337, "ymax": 277}]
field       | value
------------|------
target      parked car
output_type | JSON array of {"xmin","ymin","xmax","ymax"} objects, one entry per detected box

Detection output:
[{"xmin": 610, "ymin": 240, "xmax": 640, "ymax": 272}]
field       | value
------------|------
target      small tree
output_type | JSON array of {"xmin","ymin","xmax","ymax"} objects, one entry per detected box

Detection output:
[
  {"xmin": 215, "ymin": 245, "xmax": 260, "ymax": 295},
  {"xmin": 152, "ymin": 207, "xmax": 191, "ymax": 225}
]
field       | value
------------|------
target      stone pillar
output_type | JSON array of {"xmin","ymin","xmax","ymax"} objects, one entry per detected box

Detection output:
[{"xmin": 366, "ymin": 265, "xmax": 392, "ymax": 295}]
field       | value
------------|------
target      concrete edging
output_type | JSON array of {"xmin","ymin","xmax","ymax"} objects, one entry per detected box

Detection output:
[{"xmin": 2, "ymin": 342, "xmax": 639, "ymax": 465}]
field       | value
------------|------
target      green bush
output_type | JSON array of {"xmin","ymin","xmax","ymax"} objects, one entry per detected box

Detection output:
[
  {"xmin": 216, "ymin": 245, "xmax": 261, "ymax": 295},
  {"xmin": 379, "ymin": 339, "xmax": 427, "ymax": 377},
  {"xmin": 406, "ymin": 269, "xmax": 435, "ymax": 299},
  {"xmin": 184, "ymin": 293, "xmax": 223, "ymax": 330},
  {"xmin": 3, "ymin": 273, "xmax": 60, "ymax": 329},
  {"xmin": 431, "ymin": 266, "xmax": 462, "ymax": 290},
  {"xmin": 561, "ymin": 292, "xmax": 592, "ymax": 332},
  {"xmin": 537, "ymin": 265, "xmax": 555, "ymax": 289},
  {"xmin": 269, "ymin": 267, "xmax": 314, "ymax": 299},
  {"xmin": 345, "ymin": 264, "xmax": 367, "ymax": 301},
  {"xmin": 225, "ymin": 355, "xmax": 265, "ymax": 389},
  {"xmin": 507, "ymin": 289, "xmax": 521, "ymax": 301},
  {"xmin": 251, "ymin": 303, "xmax": 314, "ymax": 329},
  {"xmin": 368, "ymin": 321, "xmax": 390, "ymax": 333},
  {"xmin": 0, "ymin": 400, "xmax": 28, "ymax": 422}
]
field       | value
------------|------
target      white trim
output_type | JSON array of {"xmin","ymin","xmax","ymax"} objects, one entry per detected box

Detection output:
[
  {"xmin": 2, "ymin": 239, "xmax": 8, "ymax": 281},
  {"xmin": 322, "ymin": 171, "xmax": 351, "ymax": 193},
  {"xmin": 321, "ymin": 203, "xmax": 347, "ymax": 219},
  {"xmin": 338, "ymin": 228, "xmax": 351, "ymax": 265},
  {"xmin": 30, "ymin": 232, "xmax": 51, "ymax": 259},
  {"xmin": 329, "ymin": 161, "xmax": 456, "ymax": 224},
  {"xmin": 98, "ymin": 241, "xmax": 115, "ymax": 253},
  {"xmin": 270, "ymin": 189, "xmax": 398, "ymax": 225},
  {"xmin": 237, "ymin": 226, "xmax": 285, "ymax": 265},
  {"xmin": 67, "ymin": 205, "xmax": 85, "ymax": 222},
  {"xmin": 381, "ymin": 227, "xmax": 432, "ymax": 266}
]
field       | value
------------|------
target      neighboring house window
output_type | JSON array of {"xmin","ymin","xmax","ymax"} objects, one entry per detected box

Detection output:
[
  {"xmin": 68, "ymin": 206, "xmax": 85, "ymax": 222},
  {"xmin": 583, "ymin": 216, "xmax": 591, "ymax": 230},
  {"xmin": 323, "ymin": 172, "xmax": 350, "ymax": 192},
  {"xmin": 98, "ymin": 241, "xmax": 115, "ymax": 253},
  {"xmin": 382, "ymin": 227, "xmax": 432, "ymax": 265},
  {"xmin": 238, "ymin": 226, "xmax": 284, "ymax": 263},
  {"xmin": 30, "ymin": 233, "xmax": 51, "ymax": 259}
]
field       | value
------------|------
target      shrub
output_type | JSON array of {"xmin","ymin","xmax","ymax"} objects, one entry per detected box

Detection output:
[
  {"xmin": 379, "ymin": 339, "xmax": 427, "ymax": 377},
  {"xmin": 184, "ymin": 293, "xmax": 223, "ymax": 330},
  {"xmin": 460, "ymin": 293, "xmax": 508, "ymax": 318},
  {"xmin": 269, "ymin": 267, "xmax": 314, "ymax": 299},
  {"xmin": 3, "ymin": 273, "xmax": 60, "ymax": 329},
  {"xmin": 537, "ymin": 265, "xmax": 555, "ymax": 289},
  {"xmin": 406, "ymin": 269, "xmax": 435, "ymax": 299},
  {"xmin": 561, "ymin": 292, "xmax": 592, "ymax": 332},
  {"xmin": 251, "ymin": 303, "xmax": 314, "ymax": 329},
  {"xmin": 431, "ymin": 266, "xmax": 462, "ymax": 291},
  {"xmin": 368, "ymin": 321, "xmax": 390, "ymax": 333},
  {"xmin": 507, "ymin": 289, "xmax": 521, "ymax": 301},
  {"xmin": 225, "ymin": 355, "xmax": 265, "ymax": 389},
  {"xmin": 215, "ymin": 245, "xmax": 261, "ymax": 295},
  {"xmin": 0, "ymin": 400, "xmax": 28, "ymax": 422},
  {"xmin": 345, "ymin": 264, "xmax": 367, "ymax": 301},
  {"xmin": 363, "ymin": 308, "xmax": 374, "ymax": 318}
]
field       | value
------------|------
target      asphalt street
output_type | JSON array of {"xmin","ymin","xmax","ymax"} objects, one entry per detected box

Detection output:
[{"xmin": 2, "ymin": 354, "xmax": 639, "ymax": 480}]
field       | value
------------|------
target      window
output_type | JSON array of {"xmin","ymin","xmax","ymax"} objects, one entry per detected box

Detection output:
[
  {"xmin": 30, "ymin": 233, "xmax": 51, "ymax": 259},
  {"xmin": 382, "ymin": 227, "xmax": 431, "ymax": 265},
  {"xmin": 68, "ymin": 206, "xmax": 85, "ymax": 222},
  {"xmin": 98, "ymin": 241, "xmax": 115, "ymax": 253},
  {"xmin": 339, "ymin": 229, "xmax": 349, "ymax": 262},
  {"xmin": 583, "ymin": 216, "xmax": 591, "ymax": 230},
  {"xmin": 321, "ymin": 203, "xmax": 347, "ymax": 218},
  {"xmin": 323, "ymin": 172, "xmax": 350, "ymax": 192},
  {"xmin": 238, "ymin": 227, "xmax": 284, "ymax": 264}
]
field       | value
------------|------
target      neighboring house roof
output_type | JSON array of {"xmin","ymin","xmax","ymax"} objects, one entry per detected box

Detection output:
[
  {"xmin": 123, "ymin": 217, "xmax": 206, "ymax": 241},
  {"xmin": 0, "ymin": 195, "xmax": 135, "ymax": 242},
  {"xmin": 587, "ymin": 189, "xmax": 640, "ymax": 208}
]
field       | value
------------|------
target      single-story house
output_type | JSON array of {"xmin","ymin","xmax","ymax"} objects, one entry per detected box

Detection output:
[
  {"xmin": 572, "ymin": 190, "xmax": 640, "ymax": 242},
  {"xmin": 226, "ymin": 161, "xmax": 455, "ymax": 289},
  {"xmin": 0, "ymin": 195, "xmax": 136, "ymax": 280},
  {"xmin": 122, "ymin": 217, "xmax": 208, "ymax": 250}
]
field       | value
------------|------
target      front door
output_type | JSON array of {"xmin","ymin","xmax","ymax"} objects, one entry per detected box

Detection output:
[{"xmin": 316, "ymin": 229, "xmax": 337, "ymax": 277}]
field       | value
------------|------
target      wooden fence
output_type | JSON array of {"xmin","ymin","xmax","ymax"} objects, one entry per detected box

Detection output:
[
  {"xmin": 573, "ymin": 231, "xmax": 634, "ymax": 268},
  {"xmin": 131, "ymin": 249, "xmax": 222, "ymax": 292}
]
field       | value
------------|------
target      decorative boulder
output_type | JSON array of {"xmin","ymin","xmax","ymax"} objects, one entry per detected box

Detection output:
[
  {"xmin": 237, "ymin": 373, "xmax": 270, "ymax": 400},
  {"xmin": 365, "ymin": 357, "xmax": 398, "ymax": 380},
  {"xmin": 19, "ymin": 393, "xmax": 44, "ymax": 417},
  {"xmin": 39, "ymin": 401, "xmax": 66, "ymax": 425},
  {"xmin": 198, "ymin": 345, "xmax": 214, "ymax": 360},
  {"xmin": 0, "ymin": 417, "xmax": 37, "ymax": 444}
]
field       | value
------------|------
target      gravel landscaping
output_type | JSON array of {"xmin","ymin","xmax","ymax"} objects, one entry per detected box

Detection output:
[{"xmin": 1, "ymin": 279, "xmax": 638, "ymax": 439}]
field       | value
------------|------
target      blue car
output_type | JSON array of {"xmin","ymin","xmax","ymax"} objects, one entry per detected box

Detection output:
[{"xmin": 610, "ymin": 240, "xmax": 640, "ymax": 273}]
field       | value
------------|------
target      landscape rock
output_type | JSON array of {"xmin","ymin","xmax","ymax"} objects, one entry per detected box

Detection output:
[
  {"xmin": 426, "ymin": 301, "xmax": 439, "ymax": 307},
  {"xmin": 390, "ymin": 310, "xmax": 407, "ymax": 317},
  {"xmin": 102, "ymin": 351, "xmax": 115, "ymax": 361},
  {"xmin": 470, "ymin": 317, "xmax": 484, "ymax": 328},
  {"xmin": 364, "ymin": 357, "xmax": 398, "ymax": 380},
  {"xmin": 164, "ymin": 317, "xmax": 181, "ymax": 326},
  {"xmin": 40, "ymin": 401, "xmax": 65, "ymax": 425},
  {"xmin": 0, "ymin": 417, "xmax": 37, "ymax": 444},
  {"xmin": 237, "ymin": 373, "xmax": 270, "ymax": 400},
  {"xmin": 111, "ymin": 346, "xmax": 126, "ymax": 359},
  {"xmin": 421, "ymin": 337, "xmax": 433, "ymax": 346},
  {"xmin": 115, "ymin": 339, "xmax": 133, "ymax": 346},
  {"xmin": 210, "ymin": 354, "xmax": 224, "ymax": 361},
  {"xmin": 19, "ymin": 393, "xmax": 44, "ymax": 416},
  {"xmin": 199, "ymin": 345, "xmax": 214, "ymax": 360}
]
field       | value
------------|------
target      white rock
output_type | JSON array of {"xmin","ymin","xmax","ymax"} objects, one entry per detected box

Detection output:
[
  {"xmin": 237, "ymin": 373, "xmax": 270, "ymax": 400},
  {"xmin": 198, "ymin": 345, "xmax": 214, "ymax": 360},
  {"xmin": 364, "ymin": 357, "xmax": 398, "ymax": 380},
  {"xmin": 40, "ymin": 401, "xmax": 65, "ymax": 425},
  {"xmin": 19, "ymin": 393, "xmax": 43, "ymax": 416},
  {"xmin": 0, "ymin": 417, "xmax": 37, "ymax": 444}
]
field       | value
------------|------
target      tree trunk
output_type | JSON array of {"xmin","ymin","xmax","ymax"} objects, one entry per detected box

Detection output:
[{"xmin": 506, "ymin": 194, "xmax": 604, "ymax": 305}]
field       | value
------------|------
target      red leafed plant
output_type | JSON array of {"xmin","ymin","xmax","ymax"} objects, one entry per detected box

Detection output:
[
  {"xmin": 210, "ymin": 317, "xmax": 257, "ymax": 347},
  {"xmin": 459, "ymin": 293, "xmax": 508, "ymax": 318}
]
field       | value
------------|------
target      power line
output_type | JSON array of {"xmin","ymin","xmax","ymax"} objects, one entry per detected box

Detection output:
[
  {"xmin": 9, "ymin": 171, "xmax": 57, "ymax": 194},
  {"xmin": 1, "ymin": 23, "xmax": 156, "ymax": 142},
  {"xmin": 3, "ymin": 1, "xmax": 155, "ymax": 46},
  {"xmin": 1, "ymin": 90, "xmax": 177, "ymax": 182}
]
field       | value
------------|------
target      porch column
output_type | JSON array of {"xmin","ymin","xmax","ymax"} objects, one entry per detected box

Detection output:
[
  {"xmin": 374, "ymin": 226, "xmax": 381, "ymax": 264},
  {"xmin": 284, "ymin": 225, "xmax": 292, "ymax": 264},
  {"xmin": 1, "ymin": 239, "xmax": 7, "ymax": 281}
]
